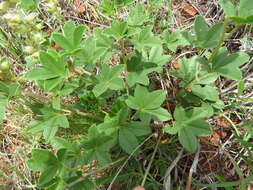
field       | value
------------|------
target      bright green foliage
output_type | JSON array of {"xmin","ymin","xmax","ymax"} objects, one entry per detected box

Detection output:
[
  {"xmin": 26, "ymin": 50, "xmax": 69, "ymax": 91},
  {"xmin": 19, "ymin": 0, "xmax": 39, "ymax": 11},
  {"xmin": 126, "ymin": 85, "xmax": 171, "ymax": 121},
  {"xmin": 1, "ymin": 1, "xmax": 252, "ymax": 189},
  {"xmin": 52, "ymin": 21, "xmax": 86, "ymax": 51},
  {"xmin": 93, "ymin": 64, "xmax": 125, "ymax": 97},
  {"xmin": 165, "ymin": 105, "xmax": 212, "ymax": 152}
]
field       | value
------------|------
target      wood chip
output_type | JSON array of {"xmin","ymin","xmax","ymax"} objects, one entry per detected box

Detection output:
[
  {"xmin": 171, "ymin": 60, "xmax": 179, "ymax": 70},
  {"xmin": 181, "ymin": 1, "xmax": 197, "ymax": 16},
  {"xmin": 76, "ymin": 5, "xmax": 86, "ymax": 13},
  {"xmin": 217, "ymin": 117, "xmax": 232, "ymax": 127}
]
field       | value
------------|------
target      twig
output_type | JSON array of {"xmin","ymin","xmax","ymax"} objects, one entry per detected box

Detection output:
[
  {"xmin": 186, "ymin": 144, "xmax": 200, "ymax": 190},
  {"xmin": 107, "ymin": 135, "xmax": 153, "ymax": 190},
  {"xmin": 163, "ymin": 149, "xmax": 184, "ymax": 190}
]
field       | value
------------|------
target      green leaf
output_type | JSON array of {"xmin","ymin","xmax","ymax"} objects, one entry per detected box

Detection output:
[
  {"xmin": 131, "ymin": 26, "xmax": 161, "ymax": 49},
  {"xmin": 165, "ymin": 106, "xmax": 212, "ymax": 152},
  {"xmin": 119, "ymin": 127, "xmax": 139, "ymax": 154},
  {"xmin": 126, "ymin": 5, "xmax": 150, "ymax": 26},
  {"xmin": 191, "ymin": 85, "xmax": 219, "ymax": 101},
  {"xmin": 239, "ymin": 0, "xmax": 253, "ymax": 18},
  {"xmin": 0, "ymin": 82, "xmax": 9, "ymax": 95},
  {"xmin": 19, "ymin": 0, "xmax": 38, "ymax": 11},
  {"xmin": 104, "ymin": 21, "xmax": 128, "ymax": 40},
  {"xmin": 125, "ymin": 122, "xmax": 151, "ymax": 136},
  {"xmin": 27, "ymin": 114, "xmax": 69, "ymax": 141},
  {"xmin": 219, "ymin": 0, "xmax": 237, "ymax": 17},
  {"xmin": 126, "ymin": 70, "xmax": 150, "ymax": 87},
  {"xmin": 42, "ymin": 77, "xmax": 63, "ymax": 91},
  {"xmin": 27, "ymin": 149, "xmax": 58, "ymax": 172},
  {"xmin": 93, "ymin": 64, "xmax": 125, "ymax": 97},
  {"xmin": 0, "ymin": 97, "xmax": 7, "ymax": 122},
  {"xmin": 143, "ymin": 107, "xmax": 171, "ymax": 122},
  {"xmin": 162, "ymin": 30, "xmax": 190, "ymax": 52},
  {"xmin": 126, "ymin": 85, "xmax": 171, "ymax": 121},
  {"xmin": 97, "ymin": 108, "xmax": 151, "ymax": 154},
  {"xmin": 193, "ymin": 16, "xmax": 224, "ymax": 49},
  {"xmin": 194, "ymin": 73, "xmax": 219, "ymax": 85},
  {"xmin": 212, "ymin": 50, "xmax": 250, "ymax": 80},
  {"xmin": 178, "ymin": 128, "xmax": 198, "ymax": 152},
  {"xmin": 52, "ymin": 21, "xmax": 86, "ymax": 50},
  {"xmin": 83, "ymin": 126, "xmax": 115, "ymax": 164},
  {"xmin": 25, "ymin": 68, "xmax": 59, "ymax": 80},
  {"xmin": 148, "ymin": 46, "xmax": 171, "ymax": 66},
  {"xmin": 39, "ymin": 51, "xmax": 66, "ymax": 75},
  {"xmin": 126, "ymin": 85, "xmax": 166, "ymax": 110},
  {"xmin": 8, "ymin": 83, "xmax": 20, "ymax": 98},
  {"xmin": 52, "ymin": 33, "xmax": 74, "ymax": 50},
  {"xmin": 51, "ymin": 137, "xmax": 77, "ymax": 152},
  {"xmin": 37, "ymin": 166, "xmax": 58, "ymax": 187},
  {"xmin": 126, "ymin": 51, "xmax": 157, "ymax": 72},
  {"xmin": 73, "ymin": 25, "xmax": 86, "ymax": 46},
  {"xmin": 194, "ymin": 16, "xmax": 210, "ymax": 42}
]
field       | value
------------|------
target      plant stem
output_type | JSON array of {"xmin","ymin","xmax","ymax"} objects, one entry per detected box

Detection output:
[{"xmin": 141, "ymin": 134, "xmax": 162, "ymax": 187}]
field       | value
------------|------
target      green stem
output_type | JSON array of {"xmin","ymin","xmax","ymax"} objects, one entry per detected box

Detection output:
[{"xmin": 119, "ymin": 39, "xmax": 130, "ymax": 95}]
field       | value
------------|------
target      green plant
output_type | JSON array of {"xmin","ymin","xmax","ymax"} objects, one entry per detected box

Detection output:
[{"xmin": 1, "ymin": 0, "xmax": 253, "ymax": 189}]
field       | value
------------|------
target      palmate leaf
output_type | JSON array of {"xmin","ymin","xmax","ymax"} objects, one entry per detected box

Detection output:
[
  {"xmin": 27, "ymin": 149, "xmax": 58, "ymax": 172},
  {"xmin": 27, "ymin": 112, "xmax": 69, "ymax": 141},
  {"xmin": 126, "ymin": 5, "xmax": 150, "ymax": 26},
  {"xmin": 126, "ymin": 85, "xmax": 171, "ymax": 121},
  {"xmin": 104, "ymin": 21, "xmax": 128, "ymax": 40},
  {"xmin": 96, "ymin": 108, "xmax": 151, "ymax": 154},
  {"xmin": 93, "ymin": 64, "xmax": 125, "ymax": 97},
  {"xmin": 165, "ymin": 105, "xmax": 212, "ymax": 152},
  {"xmin": 193, "ymin": 16, "xmax": 224, "ymax": 49},
  {"xmin": 83, "ymin": 126, "xmax": 116, "ymax": 165},
  {"xmin": 162, "ymin": 30, "xmax": 190, "ymax": 52},
  {"xmin": 52, "ymin": 21, "xmax": 86, "ymax": 50},
  {"xmin": 27, "ymin": 149, "xmax": 61, "ymax": 188},
  {"xmin": 26, "ymin": 51, "xmax": 68, "ymax": 79},
  {"xmin": 131, "ymin": 26, "xmax": 161, "ymax": 49},
  {"xmin": 212, "ymin": 48, "xmax": 250, "ymax": 80}
]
